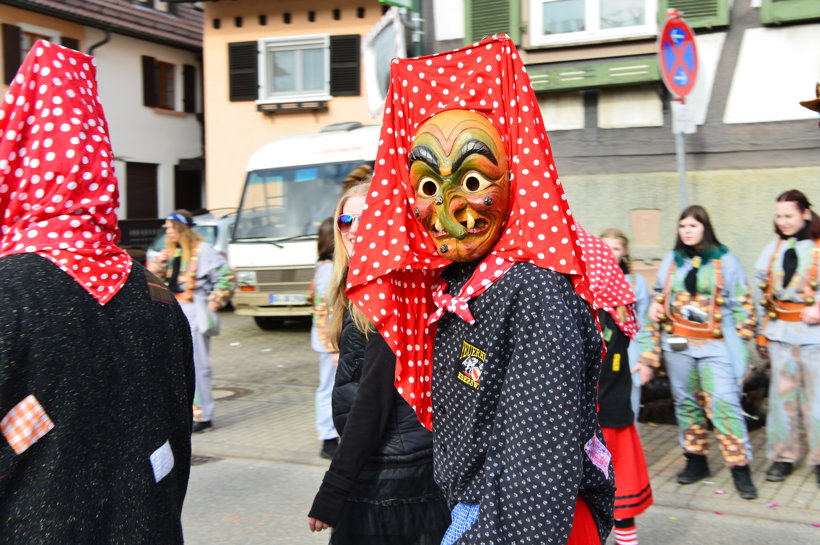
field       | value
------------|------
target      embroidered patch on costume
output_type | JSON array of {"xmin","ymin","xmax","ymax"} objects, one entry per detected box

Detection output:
[
  {"xmin": 150, "ymin": 440, "xmax": 175, "ymax": 482},
  {"xmin": 456, "ymin": 340, "xmax": 487, "ymax": 390},
  {"xmin": 584, "ymin": 435, "xmax": 611, "ymax": 479},
  {"xmin": 144, "ymin": 269, "xmax": 174, "ymax": 304},
  {"xmin": 1, "ymin": 394, "xmax": 54, "ymax": 455}
]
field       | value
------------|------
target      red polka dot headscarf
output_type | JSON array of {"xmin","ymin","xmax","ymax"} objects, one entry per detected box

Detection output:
[
  {"xmin": 576, "ymin": 226, "xmax": 639, "ymax": 339},
  {"xmin": 345, "ymin": 35, "xmax": 595, "ymax": 429},
  {"xmin": 0, "ymin": 40, "xmax": 131, "ymax": 305}
]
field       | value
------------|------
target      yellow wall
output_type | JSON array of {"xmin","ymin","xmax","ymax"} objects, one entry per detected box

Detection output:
[
  {"xmin": 202, "ymin": 0, "xmax": 386, "ymax": 212},
  {"xmin": 0, "ymin": 5, "xmax": 85, "ymax": 95}
]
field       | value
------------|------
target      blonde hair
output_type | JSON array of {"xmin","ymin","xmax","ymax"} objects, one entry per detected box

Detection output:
[
  {"xmin": 166, "ymin": 209, "xmax": 203, "ymax": 264},
  {"xmin": 599, "ymin": 227, "xmax": 630, "ymax": 273},
  {"xmin": 341, "ymin": 164, "xmax": 373, "ymax": 194},
  {"xmin": 328, "ymin": 180, "xmax": 373, "ymax": 349}
]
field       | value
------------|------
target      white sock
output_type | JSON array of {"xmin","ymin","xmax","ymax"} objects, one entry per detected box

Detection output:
[{"xmin": 614, "ymin": 526, "xmax": 638, "ymax": 545}]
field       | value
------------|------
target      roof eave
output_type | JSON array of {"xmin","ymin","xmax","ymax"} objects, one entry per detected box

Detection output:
[{"xmin": 3, "ymin": 0, "xmax": 202, "ymax": 52}]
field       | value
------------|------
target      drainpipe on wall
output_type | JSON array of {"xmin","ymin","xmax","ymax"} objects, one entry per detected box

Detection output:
[{"xmin": 87, "ymin": 29, "xmax": 111, "ymax": 56}]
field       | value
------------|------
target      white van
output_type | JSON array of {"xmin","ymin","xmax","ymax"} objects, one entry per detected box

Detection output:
[{"xmin": 230, "ymin": 122, "xmax": 380, "ymax": 329}]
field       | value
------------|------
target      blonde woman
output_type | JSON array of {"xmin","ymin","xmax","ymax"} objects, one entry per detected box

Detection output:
[
  {"xmin": 308, "ymin": 177, "xmax": 449, "ymax": 544},
  {"xmin": 150, "ymin": 210, "xmax": 235, "ymax": 432}
]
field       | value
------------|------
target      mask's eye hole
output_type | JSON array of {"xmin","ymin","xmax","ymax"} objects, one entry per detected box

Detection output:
[
  {"xmin": 462, "ymin": 172, "xmax": 492, "ymax": 193},
  {"xmin": 418, "ymin": 178, "xmax": 440, "ymax": 197}
]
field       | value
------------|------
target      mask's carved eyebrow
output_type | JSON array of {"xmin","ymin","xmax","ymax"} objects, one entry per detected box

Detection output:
[
  {"xmin": 408, "ymin": 145, "xmax": 439, "ymax": 171},
  {"xmin": 452, "ymin": 140, "xmax": 497, "ymax": 172}
]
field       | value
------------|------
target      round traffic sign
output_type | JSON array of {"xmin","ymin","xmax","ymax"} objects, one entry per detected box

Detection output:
[{"xmin": 658, "ymin": 16, "xmax": 698, "ymax": 99}]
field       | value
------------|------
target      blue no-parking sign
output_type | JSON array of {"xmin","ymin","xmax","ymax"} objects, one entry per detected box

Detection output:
[{"xmin": 658, "ymin": 14, "xmax": 698, "ymax": 99}]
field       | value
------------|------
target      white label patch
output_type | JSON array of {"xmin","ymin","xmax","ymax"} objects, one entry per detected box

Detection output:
[
  {"xmin": 584, "ymin": 435, "xmax": 611, "ymax": 479},
  {"xmin": 150, "ymin": 440, "xmax": 175, "ymax": 482}
]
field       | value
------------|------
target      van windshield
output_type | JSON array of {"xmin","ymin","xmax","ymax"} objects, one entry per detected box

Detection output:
[{"xmin": 233, "ymin": 161, "xmax": 367, "ymax": 241}]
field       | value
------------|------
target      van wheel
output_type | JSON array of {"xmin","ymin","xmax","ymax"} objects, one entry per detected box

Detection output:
[{"xmin": 254, "ymin": 317, "xmax": 284, "ymax": 330}]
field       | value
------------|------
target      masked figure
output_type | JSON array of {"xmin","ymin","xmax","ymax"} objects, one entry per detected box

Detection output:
[
  {"xmin": 0, "ymin": 41, "xmax": 194, "ymax": 543},
  {"xmin": 344, "ymin": 35, "xmax": 614, "ymax": 545}
]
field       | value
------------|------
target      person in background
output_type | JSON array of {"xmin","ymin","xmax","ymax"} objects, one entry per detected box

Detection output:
[
  {"xmin": 307, "ymin": 178, "xmax": 449, "ymax": 544},
  {"xmin": 642, "ymin": 205, "xmax": 758, "ymax": 499},
  {"xmin": 585, "ymin": 227, "xmax": 653, "ymax": 545},
  {"xmin": 754, "ymin": 189, "xmax": 820, "ymax": 487},
  {"xmin": 312, "ymin": 217, "xmax": 340, "ymax": 459},
  {"xmin": 600, "ymin": 228, "xmax": 653, "ymax": 421},
  {"xmin": 150, "ymin": 209, "xmax": 235, "ymax": 433},
  {"xmin": 799, "ymin": 82, "xmax": 820, "ymax": 127},
  {"xmin": 0, "ymin": 40, "xmax": 195, "ymax": 543},
  {"xmin": 341, "ymin": 164, "xmax": 373, "ymax": 194}
]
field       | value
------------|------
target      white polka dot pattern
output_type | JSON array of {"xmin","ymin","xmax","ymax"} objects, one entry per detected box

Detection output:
[
  {"xmin": 0, "ymin": 40, "xmax": 131, "ymax": 305},
  {"xmin": 575, "ymin": 226, "xmax": 639, "ymax": 339},
  {"xmin": 345, "ymin": 35, "xmax": 595, "ymax": 428}
]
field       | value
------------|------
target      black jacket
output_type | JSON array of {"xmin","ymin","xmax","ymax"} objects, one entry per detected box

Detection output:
[
  {"xmin": 332, "ymin": 313, "xmax": 433, "ymax": 463},
  {"xmin": 0, "ymin": 254, "xmax": 195, "ymax": 545},
  {"xmin": 309, "ymin": 311, "xmax": 433, "ymax": 526}
]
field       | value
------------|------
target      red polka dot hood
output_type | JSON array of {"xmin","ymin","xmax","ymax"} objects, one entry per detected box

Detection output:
[
  {"xmin": 0, "ymin": 40, "xmax": 131, "ymax": 305},
  {"xmin": 576, "ymin": 225, "xmax": 639, "ymax": 339},
  {"xmin": 346, "ymin": 35, "xmax": 599, "ymax": 428}
]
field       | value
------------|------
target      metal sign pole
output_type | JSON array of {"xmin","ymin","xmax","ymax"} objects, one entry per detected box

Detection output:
[
  {"xmin": 675, "ymin": 128, "xmax": 688, "ymax": 209},
  {"xmin": 659, "ymin": 10, "xmax": 698, "ymax": 211}
]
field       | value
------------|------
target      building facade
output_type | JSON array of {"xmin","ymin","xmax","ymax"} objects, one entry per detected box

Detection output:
[
  {"xmin": 1, "ymin": 0, "xmax": 204, "ymax": 220},
  {"xmin": 460, "ymin": 0, "xmax": 820, "ymax": 274},
  {"xmin": 189, "ymin": 0, "xmax": 818, "ymax": 274},
  {"xmin": 193, "ymin": 0, "xmax": 415, "ymax": 214}
]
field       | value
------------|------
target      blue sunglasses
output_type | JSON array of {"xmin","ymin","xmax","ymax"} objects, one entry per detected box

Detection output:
[{"xmin": 337, "ymin": 214, "xmax": 362, "ymax": 228}]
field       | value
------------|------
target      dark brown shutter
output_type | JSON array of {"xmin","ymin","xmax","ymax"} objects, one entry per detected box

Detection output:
[
  {"xmin": 125, "ymin": 162, "xmax": 158, "ymax": 219},
  {"xmin": 183, "ymin": 64, "xmax": 196, "ymax": 113},
  {"xmin": 61, "ymin": 36, "xmax": 80, "ymax": 51},
  {"xmin": 329, "ymin": 34, "xmax": 360, "ymax": 96},
  {"xmin": 142, "ymin": 55, "xmax": 158, "ymax": 107},
  {"xmin": 2, "ymin": 23, "xmax": 21, "ymax": 84},
  {"xmin": 228, "ymin": 41, "xmax": 258, "ymax": 101}
]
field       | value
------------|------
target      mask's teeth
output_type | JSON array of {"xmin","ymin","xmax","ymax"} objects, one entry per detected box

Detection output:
[
  {"xmin": 434, "ymin": 217, "xmax": 443, "ymax": 232},
  {"xmin": 465, "ymin": 211, "xmax": 475, "ymax": 230}
]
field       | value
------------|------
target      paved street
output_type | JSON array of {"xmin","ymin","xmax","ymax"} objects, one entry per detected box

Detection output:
[{"xmin": 182, "ymin": 311, "xmax": 820, "ymax": 544}]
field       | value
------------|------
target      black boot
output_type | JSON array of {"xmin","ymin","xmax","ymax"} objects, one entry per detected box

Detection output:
[
  {"xmin": 677, "ymin": 453, "xmax": 710, "ymax": 484},
  {"xmin": 319, "ymin": 438, "xmax": 338, "ymax": 460},
  {"xmin": 730, "ymin": 465, "xmax": 758, "ymax": 500},
  {"xmin": 815, "ymin": 466, "xmax": 820, "ymax": 488},
  {"xmin": 764, "ymin": 461, "xmax": 793, "ymax": 482}
]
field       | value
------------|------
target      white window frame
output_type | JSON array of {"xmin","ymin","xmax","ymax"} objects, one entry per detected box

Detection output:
[
  {"xmin": 257, "ymin": 34, "xmax": 331, "ymax": 105},
  {"xmin": 528, "ymin": 0, "xmax": 658, "ymax": 48},
  {"xmin": 17, "ymin": 22, "xmax": 61, "ymax": 47}
]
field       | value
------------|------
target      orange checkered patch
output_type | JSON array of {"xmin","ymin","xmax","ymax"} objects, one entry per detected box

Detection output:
[{"xmin": 1, "ymin": 395, "xmax": 54, "ymax": 454}]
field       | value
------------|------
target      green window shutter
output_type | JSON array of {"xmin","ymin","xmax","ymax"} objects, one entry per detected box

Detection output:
[
  {"xmin": 465, "ymin": 0, "xmax": 520, "ymax": 45},
  {"xmin": 658, "ymin": 0, "xmax": 729, "ymax": 28},
  {"xmin": 761, "ymin": 0, "xmax": 820, "ymax": 24},
  {"xmin": 528, "ymin": 59, "xmax": 660, "ymax": 93}
]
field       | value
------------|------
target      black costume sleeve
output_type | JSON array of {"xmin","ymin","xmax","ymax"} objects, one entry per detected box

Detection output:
[{"xmin": 308, "ymin": 332, "xmax": 396, "ymax": 526}]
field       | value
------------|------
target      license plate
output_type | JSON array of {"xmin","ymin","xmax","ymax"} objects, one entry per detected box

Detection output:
[{"xmin": 268, "ymin": 293, "xmax": 307, "ymax": 304}]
